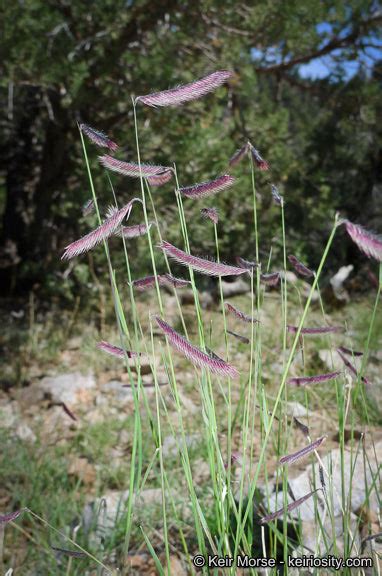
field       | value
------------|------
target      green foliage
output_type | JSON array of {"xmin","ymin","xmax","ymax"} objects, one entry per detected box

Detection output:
[{"xmin": 1, "ymin": 0, "xmax": 381, "ymax": 294}]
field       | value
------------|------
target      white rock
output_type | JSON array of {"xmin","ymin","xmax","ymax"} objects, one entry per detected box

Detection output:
[
  {"xmin": 318, "ymin": 349, "xmax": 343, "ymax": 371},
  {"xmin": 38, "ymin": 372, "xmax": 96, "ymax": 405},
  {"xmin": 286, "ymin": 402, "xmax": 313, "ymax": 418},
  {"xmin": 82, "ymin": 488, "xmax": 162, "ymax": 544}
]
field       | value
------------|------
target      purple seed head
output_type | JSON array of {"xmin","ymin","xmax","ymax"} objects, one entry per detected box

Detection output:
[
  {"xmin": 226, "ymin": 329, "xmax": 250, "ymax": 344},
  {"xmin": 96, "ymin": 340, "xmax": 140, "ymax": 359},
  {"xmin": 200, "ymin": 207, "xmax": 219, "ymax": 225},
  {"xmin": 251, "ymin": 146, "xmax": 269, "ymax": 170},
  {"xmin": 80, "ymin": 123, "xmax": 118, "ymax": 151},
  {"xmin": 154, "ymin": 315, "xmax": 239, "ymax": 378},
  {"xmin": 0, "ymin": 509, "xmax": 25, "ymax": 524},
  {"xmin": 61, "ymin": 198, "xmax": 141, "ymax": 259},
  {"xmin": 271, "ymin": 184, "xmax": 284, "ymax": 206},
  {"xmin": 136, "ymin": 70, "xmax": 233, "ymax": 107},
  {"xmin": 259, "ymin": 489, "xmax": 320, "ymax": 524},
  {"xmin": 337, "ymin": 348, "xmax": 370, "ymax": 385},
  {"xmin": 158, "ymin": 240, "xmax": 248, "ymax": 277},
  {"xmin": 179, "ymin": 174, "xmax": 235, "ymax": 200},
  {"xmin": 260, "ymin": 272, "xmax": 280, "ymax": 286},
  {"xmin": 343, "ymin": 220, "xmax": 382, "ymax": 262},
  {"xmin": 225, "ymin": 302, "xmax": 259, "ymax": 324},
  {"xmin": 236, "ymin": 256, "xmax": 259, "ymax": 270},
  {"xmin": 99, "ymin": 155, "xmax": 170, "ymax": 178},
  {"xmin": 229, "ymin": 142, "xmax": 250, "ymax": 166},
  {"xmin": 288, "ymin": 254, "xmax": 314, "ymax": 278},
  {"xmin": 288, "ymin": 371, "xmax": 342, "ymax": 387},
  {"xmin": 147, "ymin": 169, "xmax": 173, "ymax": 187},
  {"xmin": 287, "ymin": 324, "xmax": 343, "ymax": 335},
  {"xmin": 293, "ymin": 417, "xmax": 310, "ymax": 436},
  {"xmin": 61, "ymin": 402, "xmax": 77, "ymax": 421},
  {"xmin": 279, "ymin": 436, "xmax": 326, "ymax": 466}
]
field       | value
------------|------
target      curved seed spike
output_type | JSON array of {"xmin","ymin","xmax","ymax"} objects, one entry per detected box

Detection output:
[
  {"xmin": 61, "ymin": 402, "xmax": 77, "ymax": 421},
  {"xmin": 136, "ymin": 70, "xmax": 233, "ymax": 107},
  {"xmin": 251, "ymin": 146, "xmax": 269, "ymax": 170},
  {"xmin": 226, "ymin": 329, "xmax": 250, "ymax": 344},
  {"xmin": 0, "ymin": 509, "xmax": 24, "ymax": 524},
  {"xmin": 80, "ymin": 123, "xmax": 119, "ymax": 151},
  {"xmin": 293, "ymin": 417, "xmax": 310, "ymax": 436},
  {"xmin": 51, "ymin": 546, "xmax": 86, "ymax": 558},
  {"xmin": 259, "ymin": 490, "xmax": 320, "ymax": 524},
  {"xmin": 158, "ymin": 241, "xmax": 248, "ymax": 277},
  {"xmin": 179, "ymin": 175, "xmax": 235, "ymax": 199},
  {"xmin": 343, "ymin": 220, "xmax": 382, "ymax": 262},
  {"xmin": 279, "ymin": 436, "xmax": 326, "ymax": 466},
  {"xmin": 200, "ymin": 207, "xmax": 219, "ymax": 224},
  {"xmin": 131, "ymin": 275, "xmax": 166, "ymax": 291},
  {"xmin": 99, "ymin": 155, "xmax": 170, "ymax": 177},
  {"xmin": 236, "ymin": 256, "xmax": 259, "ymax": 269},
  {"xmin": 337, "ymin": 345, "xmax": 363, "ymax": 357},
  {"xmin": 288, "ymin": 371, "xmax": 341, "ymax": 387},
  {"xmin": 287, "ymin": 325, "xmax": 343, "ymax": 335},
  {"xmin": 337, "ymin": 349, "xmax": 370, "ymax": 385},
  {"xmin": 154, "ymin": 316, "xmax": 239, "ymax": 379},
  {"xmin": 147, "ymin": 170, "xmax": 173, "ymax": 187},
  {"xmin": 62, "ymin": 198, "xmax": 141, "ymax": 259},
  {"xmin": 225, "ymin": 302, "xmax": 258, "ymax": 324},
  {"xmin": 96, "ymin": 341, "xmax": 140, "ymax": 359},
  {"xmin": 271, "ymin": 184, "xmax": 284, "ymax": 206},
  {"xmin": 229, "ymin": 142, "xmax": 250, "ymax": 166},
  {"xmin": 260, "ymin": 272, "xmax": 280, "ymax": 286},
  {"xmin": 288, "ymin": 254, "xmax": 314, "ymax": 278},
  {"xmin": 163, "ymin": 273, "xmax": 191, "ymax": 288}
]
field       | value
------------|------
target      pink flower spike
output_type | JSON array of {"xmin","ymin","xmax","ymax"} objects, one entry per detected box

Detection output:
[
  {"xmin": 179, "ymin": 175, "xmax": 235, "ymax": 200},
  {"xmin": 131, "ymin": 275, "xmax": 166, "ymax": 291},
  {"xmin": 229, "ymin": 142, "xmax": 250, "ymax": 166},
  {"xmin": 260, "ymin": 272, "xmax": 280, "ymax": 286},
  {"xmin": 0, "ymin": 509, "xmax": 25, "ymax": 524},
  {"xmin": 158, "ymin": 240, "xmax": 248, "ymax": 277},
  {"xmin": 96, "ymin": 340, "xmax": 140, "ymax": 359},
  {"xmin": 136, "ymin": 70, "xmax": 233, "ymax": 107},
  {"xmin": 119, "ymin": 221, "xmax": 154, "ymax": 239},
  {"xmin": 343, "ymin": 220, "xmax": 382, "ymax": 262},
  {"xmin": 225, "ymin": 302, "xmax": 259, "ymax": 324},
  {"xmin": 259, "ymin": 490, "xmax": 320, "ymax": 524},
  {"xmin": 251, "ymin": 146, "xmax": 269, "ymax": 170},
  {"xmin": 155, "ymin": 316, "xmax": 239, "ymax": 378},
  {"xmin": 287, "ymin": 325, "xmax": 343, "ymax": 335},
  {"xmin": 147, "ymin": 169, "xmax": 173, "ymax": 187},
  {"xmin": 61, "ymin": 198, "xmax": 141, "ymax": 259},
  {"xmin": 279, "ymin": 436, "xmax": 326, "ymax": 466},
  {"xmin": 288, "ymin": 255, "xmax": 314, "ymax": 278},
  {"xmin": 201, "ymin": 207, "xmax": 219, "ymax": 225},
  {"xmin": 288, "ymin": 371, "xmax": 341, "ymax": 387},
  {"xmin": 80, "ymin": 123, "xmax": 118, "ymax": 151},
  {"xmin": 163, "ymin": 273, "xmax": 191, "ymax": 288},
  {"xmin": 99, "ymin": 155, "xmax": 170, "ymax": 178},
  {"xmin": 236, "ymin": 256, "xmax": 259, "ymax": 270}
]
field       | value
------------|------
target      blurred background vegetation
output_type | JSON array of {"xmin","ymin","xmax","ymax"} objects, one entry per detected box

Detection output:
[{"xmin": 1, "ymin": 0, "xmax": 381, "ymax": 302}]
